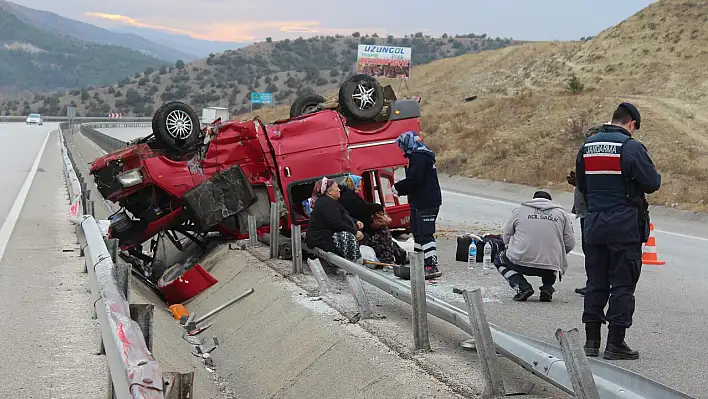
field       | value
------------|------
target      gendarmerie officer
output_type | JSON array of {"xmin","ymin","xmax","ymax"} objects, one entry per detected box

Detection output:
[{"xmin": 575, "ymin": 102, "xmax": 661, "ymax": 360}]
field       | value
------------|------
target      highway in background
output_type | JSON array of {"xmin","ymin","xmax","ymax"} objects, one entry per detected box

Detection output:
[
  {"xmin": 97, "ymin": 126, "xmax": 706, "ymax": 396},
  {"xmin": 0, "ymin": 123, "xmax": 106, "ymax": 397}
]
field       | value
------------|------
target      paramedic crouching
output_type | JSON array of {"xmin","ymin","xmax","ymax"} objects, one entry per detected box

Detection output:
[
  {"xmin": 576, "ymin": 102, "xmax": 661, "ymax": 361},
  {"xmin": 392, "ymin": 131, "xmax": 443, "ymax": 279},
  {"xmin": 497, "ymin": 191, "xmax": 575, "ymax": 302}
]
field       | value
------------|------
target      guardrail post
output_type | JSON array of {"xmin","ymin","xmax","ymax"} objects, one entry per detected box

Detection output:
[
  {"xmin": 291, "ymin": 224, "xmax": 303, "ymax": 274},
  {"xmin": 269, "ymin": 203, "xmax": 280, "ymax": 258},
  {"xmin": 307, "ymin": 259, "xmax": 332, "ymax": 296},
  {"xmin": 114, "ymin": 263, "xmax": 132, "ymax": 302},
  {"xmin": 162, "ymin": 372, "xmax": 195, "ymax": 399},
  {"xmin": 346, "ymin": 274, "xmax": 374, "ymax": 319},
  {"xmin": 555, "ymin": 328, "xmax": 601, "ymax": 399},
  {"xmin": 130, "ymin": 304, "xmax": 155, "ymax": 351},
  {"xmin": 104, "ymin": 238, "xmax": 119, "ymax": 263},
  {"xmin": 462, "ymin": 288, "xmax": 505, "ymax": 398},
  {"xmin": 409, "ymin": 251, "xmax": 431, "ymax": 351},
  {"xmin": 248, "ymin": 215, "xmax": 257, "ymax": 247}
]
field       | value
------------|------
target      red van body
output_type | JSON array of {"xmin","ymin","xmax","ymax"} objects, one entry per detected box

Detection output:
[{"xmin": 90, "ymin": 99, "xmax": 422, "ymax": 253}]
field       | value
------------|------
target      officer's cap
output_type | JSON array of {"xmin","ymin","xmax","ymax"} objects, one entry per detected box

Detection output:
[{"xmin": 618, "ymin": 102, "xmax": 641, "ymax": 130}]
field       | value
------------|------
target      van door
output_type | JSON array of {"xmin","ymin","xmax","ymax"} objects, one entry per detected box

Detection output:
[
  {"xmin": 264, "ymin": 110, "xmax": 349, "ymax": 223},
  {"xmin": 367, "ymin": 167, "xmax": 410, "ymax": 232}
]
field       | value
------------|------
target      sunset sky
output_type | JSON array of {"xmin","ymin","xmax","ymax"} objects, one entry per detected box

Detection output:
[{"xmin": 11, "ymin": 0, "xmax": 657, "ymax": 42}]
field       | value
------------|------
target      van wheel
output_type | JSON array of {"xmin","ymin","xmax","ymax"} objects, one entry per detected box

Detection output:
[
  {"xmin": 338, "ymin": 74, "xmax": 385, "ymax": 122},
  {"xmin": 152, "ymin": 101, "xmax": 201, "ymax": 152},
  {"xmin": 290, "ymin": 94, "xmax": 326, "ymax": 117}
]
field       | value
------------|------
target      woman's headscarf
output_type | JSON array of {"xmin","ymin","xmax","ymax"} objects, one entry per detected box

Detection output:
[
  {"xmin": 309, "ymin": 177, "xmax": 336, "ymax": 209},
  {"xmin": 344, "ymin": 174, "xmax": 362, "ymax": 191},
  {"xmin": 395, "ymin": 131, "xmax": 433, "ymax": 156}
]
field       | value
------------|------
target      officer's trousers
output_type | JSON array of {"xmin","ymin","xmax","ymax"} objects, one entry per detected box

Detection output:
[
  {"xmin": 582, "ymin": 242, "xmax": 642, "ymax": 328},
  {"xmin": 410, "ymin": 206, "xmax": 439, "ymax": 267}
]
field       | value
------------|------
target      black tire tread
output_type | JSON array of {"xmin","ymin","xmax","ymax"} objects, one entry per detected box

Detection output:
[
  {"xmin": 151, "ymin": 101, "xmax": 201, "ymax": 153},
  {"xmin": 290, "ymin": 94, "xmax": 327, "ymax": 118},
  {"xmin": 338, "ymin": 74, "xmax": 385, "ymax": 122}
]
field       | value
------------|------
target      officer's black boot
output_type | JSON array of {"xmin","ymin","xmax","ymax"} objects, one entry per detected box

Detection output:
[
  {"xmin": 603, "ymin": 327, "xmax": 639, "ymax": 360},
  {"xmin": 583, "ymin": 322, "xmax": 601, "ymax": 357}
]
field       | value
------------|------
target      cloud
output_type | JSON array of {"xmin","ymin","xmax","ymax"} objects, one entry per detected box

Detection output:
[{"xmin": 84, "ymin": 12, "xmax": 388, "ymax": 41}]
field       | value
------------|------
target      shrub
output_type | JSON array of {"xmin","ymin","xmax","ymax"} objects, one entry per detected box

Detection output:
[{"xmin": 567, "ymin": 74, "xmax": 585, "ymax": 94}]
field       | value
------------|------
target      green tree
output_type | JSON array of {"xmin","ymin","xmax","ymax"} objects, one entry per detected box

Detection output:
[{"xmin": 175, "ymin": 60, "xmax": 185, "ymax": 69}]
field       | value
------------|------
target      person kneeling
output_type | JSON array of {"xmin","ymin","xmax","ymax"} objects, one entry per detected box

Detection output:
[
  {"xmin": 305, "ymin": 177, "xmax": 364, "ymax": 263},
  {"xmin": 497, "ymin": 191, "xmax": 576, "ymax": 302}
]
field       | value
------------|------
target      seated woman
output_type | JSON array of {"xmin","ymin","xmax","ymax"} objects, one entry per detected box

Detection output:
[
  {"xmin": 305, "ymin": 177, "xmax": 364, "ymax": 262},
  {"xmin": 337, "ymin": 175, "xmax": 406, "ymax": 266}
]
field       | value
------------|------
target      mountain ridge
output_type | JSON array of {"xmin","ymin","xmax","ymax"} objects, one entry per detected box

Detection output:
[
  {"xmin": 0, "ymin": 3, "xmax": 168, "ymax": 93},
  {"xmin": 0, "ymin": 0, "xmax": 198, "ymax": 62}
]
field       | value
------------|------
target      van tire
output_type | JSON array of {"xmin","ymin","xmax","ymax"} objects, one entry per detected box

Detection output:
[
  {"xmin": 290, "ymin": 94, "xmax": 326, "ymax": 117},
  {"xmin": 152, "ymin": 101, "xmax": 201, "ymax": 152},
  {"xmin": 338, "ymin": 74, "xmax": 385, "ymax": 122}
]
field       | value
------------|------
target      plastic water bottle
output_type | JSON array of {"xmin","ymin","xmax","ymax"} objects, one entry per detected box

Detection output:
[
  {"xmin": 482, "ymin": 242, "xmax": 492, "ymax": 270},
  {"xmin": 468, "ymin": 238, "xmax": 477, "ymax": 270}
]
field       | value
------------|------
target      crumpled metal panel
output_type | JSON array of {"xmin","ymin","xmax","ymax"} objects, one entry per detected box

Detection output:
[{"xmin": 182, "ymin": 164, "xmax": 257, "ymax": 231}]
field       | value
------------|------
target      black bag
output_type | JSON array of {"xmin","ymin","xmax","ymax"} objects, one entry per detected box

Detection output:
[{"xmin": 456, "ymin": 235, "xmax": 473, "ymax": 262}]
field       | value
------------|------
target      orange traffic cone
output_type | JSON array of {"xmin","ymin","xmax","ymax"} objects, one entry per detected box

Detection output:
[{"xmin": 642, "ymin": 223, "xmax": 665, "ymax": 265}]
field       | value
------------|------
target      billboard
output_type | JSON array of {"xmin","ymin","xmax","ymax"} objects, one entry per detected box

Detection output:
[
  {"xmin": 356, "ymin": 45, "xmax": 412, "ymax": 79},
  {"xmin": 250, "ymin": 92, "xmax": 273, "ymax": 104}
]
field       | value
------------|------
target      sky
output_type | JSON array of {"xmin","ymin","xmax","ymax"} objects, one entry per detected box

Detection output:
[{"xmin": 10, "ymin": 0, "xmax": 658, "ymax": 43}]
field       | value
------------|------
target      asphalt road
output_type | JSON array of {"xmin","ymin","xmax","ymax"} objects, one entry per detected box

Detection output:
[
  {"xmin": 0, "ymin": 123, "xmax": 107, "ymax": 397},
  {"xmin": 100, "ymin": 126, "xmax": 705, "ymax": 396}
]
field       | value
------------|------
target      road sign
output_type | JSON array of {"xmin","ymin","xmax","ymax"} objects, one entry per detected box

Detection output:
[
  {"xmin": 357, "ymin": 44, "xmax": 412, "ymax": 79},
  {"xmin": 67, "ymin": 106, "xmax": 76, "ymax": 118},
  {"xmin": 250, "ymin": 92, "xmax": 273, "ymax": 104},
  {"xmin": 109, "ymin": 113, "xmax": 122, "ymax": 118}
]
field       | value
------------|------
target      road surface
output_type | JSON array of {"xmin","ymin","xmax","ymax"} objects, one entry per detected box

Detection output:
[
  {"xmin": 98, "ymin": 126, "xmax": 705, "ymax": 396},
  {"xmin": 0, "ymin": 123, "xmax": 106, "ymax": 397}
]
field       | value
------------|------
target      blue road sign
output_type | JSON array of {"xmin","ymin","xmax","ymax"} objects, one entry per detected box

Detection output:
[{"xmin": 250, "ymin": 92, "xmax": 273, "ymax": 104}]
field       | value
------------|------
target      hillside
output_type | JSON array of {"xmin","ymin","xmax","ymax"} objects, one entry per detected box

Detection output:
[
  {"xmin": 234, "ymin": 0, "xmax": 708, "ymax": 212},
  {"xmin": 0, "ymin": 0, "xmax": 196, "ymax": 62},
  {"xmin": 0, "ymin": 32, "xmax": 516, "ymax": 117},
  {"xmin": 0, "ymin": 3, "xmax": 168, "ymax": 93}
]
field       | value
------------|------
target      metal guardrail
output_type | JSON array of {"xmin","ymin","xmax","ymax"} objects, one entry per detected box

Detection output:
[
  {"xmin": 74, "ymin": 120, "xmax": 697, "ymax": 399},
  {"xmin": 297, "ymin": 243, "xmax": 695, "ymax": 399},
  {"xmin": 80, "ymin": 124, "xmax": 138, "ymax": 154},
  {"xmin": 0, "ymin": 115, "xmax": 151, "ymax": 123},
  {"xmin": 59, "ymin": 126, "xmax": 194, "ymax": 398},
  {"xmin": 83, "ymin": 122, "xmax": 152, "ymax": 129}
]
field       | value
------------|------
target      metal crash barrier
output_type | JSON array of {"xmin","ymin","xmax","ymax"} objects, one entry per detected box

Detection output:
[
  {"xmin": 70, "ymin": 121, "xmax": 696, "ymax": 399},
  {"xmin": 301, "ymin": 245, "xmax": 695, "ymax": 399},
  {"xmin": 59, "ymin": 125, "xmax": 194, "ymax": 398}
]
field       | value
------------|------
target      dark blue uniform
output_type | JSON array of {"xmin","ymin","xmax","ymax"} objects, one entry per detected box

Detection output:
[
  {"xmin": 575, "ymin": 125, "xmax": 661, "ymax": 329},
  {"xmin": 394, "ymin": 150, "xmax": 442, "ymax": 269}
]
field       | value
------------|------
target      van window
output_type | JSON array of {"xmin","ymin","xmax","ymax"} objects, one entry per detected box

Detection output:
[
  {"xmin": 379, "ymin": 176, "xmax": 397, "ymax": 207},
  {"xmin": 362, "ymin": 168, "xmax": 408, "ymax": 206},
  {"xmin": 391, "ymin": 167, "xmax": 407, "ymax": 205},
  {"xmin": 287, "ymin": 174, "xmax": 348, "ymax": 223}
]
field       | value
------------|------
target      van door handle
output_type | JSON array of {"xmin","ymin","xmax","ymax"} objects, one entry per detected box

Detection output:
[{"xmin": 284, "ymin": 167, "xmax": 291, "ymax": 177}]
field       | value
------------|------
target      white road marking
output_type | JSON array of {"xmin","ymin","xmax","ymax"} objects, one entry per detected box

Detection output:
[
  {"xmin": 0, "ymin": 129, "xmax": 52, "ymax": 263},
  {"xmin": 652, "ymin": 229, "xmax": 708, "ymax": 242},
  {"xmin": 442, "ymin": 189, "xmax": 708, "ymax": 243},
  {"xmin": 442, "ymin": 189, "xmax": 517, "ymax": 206}
]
